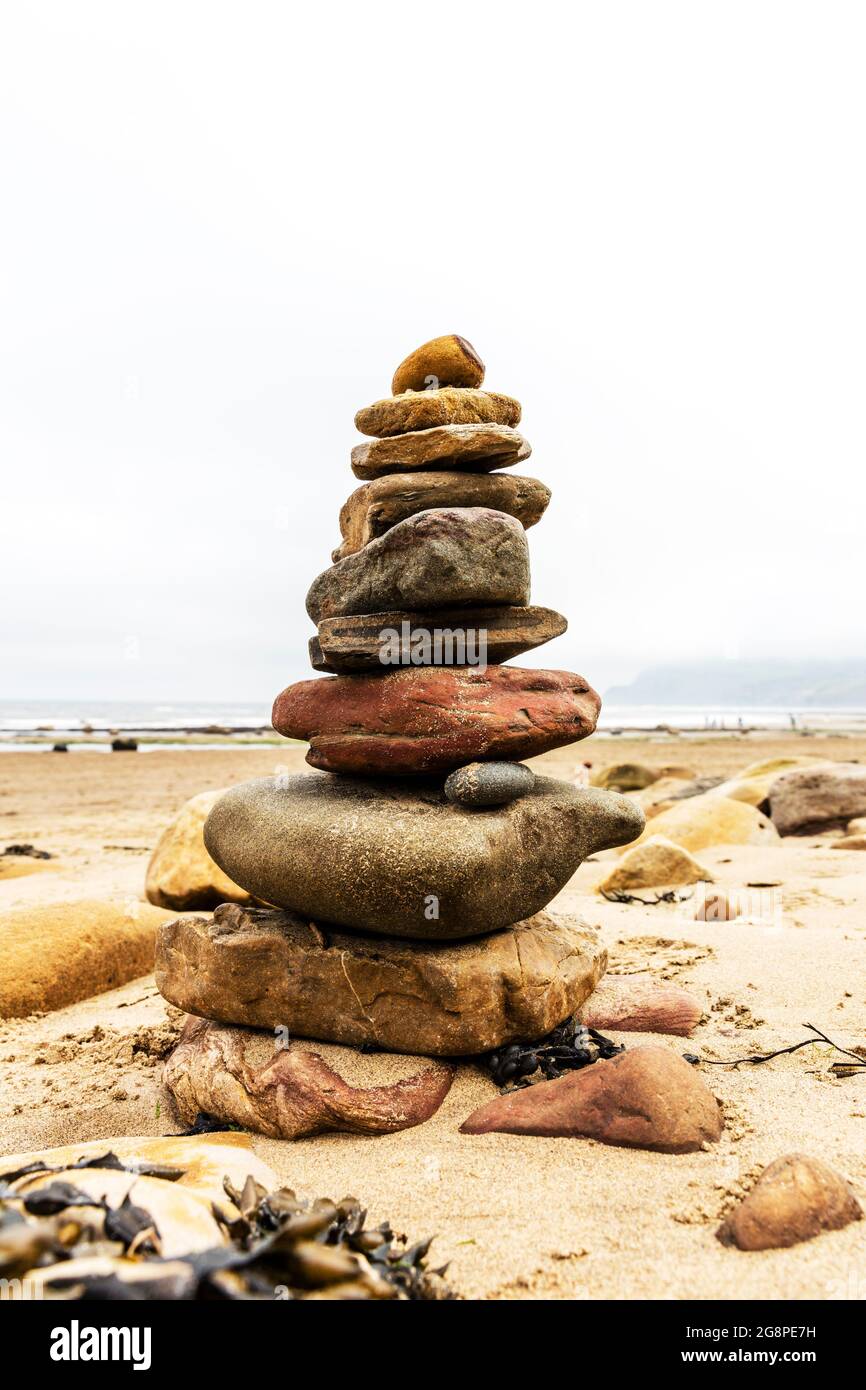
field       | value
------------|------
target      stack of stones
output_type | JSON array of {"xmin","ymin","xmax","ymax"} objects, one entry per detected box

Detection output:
[{"xmin": 156, "ymin": 336, "xmax": 644, "ymax": 1067}]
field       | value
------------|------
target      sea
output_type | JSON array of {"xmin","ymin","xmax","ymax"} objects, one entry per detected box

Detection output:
[{"xmin": 1, "ymin": 699, "xmax": 865, "ymax": 751}]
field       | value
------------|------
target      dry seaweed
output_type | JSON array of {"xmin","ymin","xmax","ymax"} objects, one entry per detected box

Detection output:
[
  {"xmin": 484, "ymin": 1017, "xmax": 625, "ymax": 1091},
  {"xmin": 684, "ymin": 1023, "xmax": 865, "ymax": 1072},
  {"xmin": 600, "ymin": 887, "xmax": 695, "ymax": 906}
]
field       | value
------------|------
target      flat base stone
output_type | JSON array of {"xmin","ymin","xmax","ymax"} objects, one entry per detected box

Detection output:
[{"xmin": 156, "ymin": 903, "xmax": 607, "ymax": 1055}]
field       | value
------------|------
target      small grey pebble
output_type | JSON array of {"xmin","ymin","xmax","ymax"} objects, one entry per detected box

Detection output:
[{"xmin": 444, "ymin": 761, "xmax": 535, "ymax": 808}]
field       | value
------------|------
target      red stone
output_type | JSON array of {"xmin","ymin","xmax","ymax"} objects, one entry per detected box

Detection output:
[
  {"xmin": 460, "ymin": 1046, "xmax": 723, "ymax": 1153},
  {"xmin": 272, "ymin": 666, "xmax": 601, "ymax": 775}
]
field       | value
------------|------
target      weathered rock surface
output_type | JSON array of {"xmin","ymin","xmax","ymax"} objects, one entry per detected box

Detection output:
[
  {"xmin": 722, "ymin": 1154, "xmax": 862, "ymax": 1251},
  {"xmin": 156, "ymin": 903, "xmax": 606, "ymax": 1054},
  {"xmin": 598, "ymin": 835, "xmax": 712, "ymax": 894},
  {"xmin": 0, "ymin": 899, "xmax": 174, "ymax": 1019},
  {"xmin": 391, "ymin": 334, "xmax": 485, "ymax": 395},
  {"xmin": 145, "ymin": 788, "xmax": 254, "ymax": 911},
  {"xmin": 165, "ymin": 1016, "xmax": 454, "ymax": 1139},
  {"xmin": 355, "ymin": 387, "xmax": 521, "ymax": 438},
  {"xmin": 306, "ymin": 508, "xmax": 530, "ymax": 624},
  {"xmin": 204, "ymin": 773, "xmax": 645, "ymax": 939},
  {"xmin": 769, "ymin": 763, "xmax": 866, "ymax": 834},
  {"xmin": 460, "ymin": 1046, "xmax": 723, "ymax": 1152},
  {"xmin": 335, "ymin": 469, "xmax": 548, "ymax": 557},
  {"xmin": 350, "ymin": 423, "xmax": 530, "ymax": 481},
  {"xmin": 273, "ymin": 666, "xmax": 601, "ymax": 775},
  {"xmin": 579, "ymin": 974, "xmax": 703, "ymax": 1036},
  {"xmin": 832, "ymin": 833, "xmax": 866, "ymax": 851},
  {"xmin": 633, "ymin": 796, "xmax": 779, "ymax": 852},
  {"xmin": 591, "ymin": 762, "xmax": 663, "ymax": 792},
  {"xmin": 310, "ymin": 605, "xmax": 567, "ymax": 673},
  {"xmin": 444, "ymin": 761, "xmax": 535, "ymax": 808},
  {"xmin": 847, "ymin": 816, "xmax": 866, "ymax": 835}
]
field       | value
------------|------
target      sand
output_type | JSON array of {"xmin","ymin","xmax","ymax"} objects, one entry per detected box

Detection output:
[{"xmin": 1, "ymin": 732, "xmax": 866, "ymax": 1300}]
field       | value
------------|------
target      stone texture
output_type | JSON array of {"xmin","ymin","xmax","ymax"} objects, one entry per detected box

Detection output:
[
  {"xmin": 460, "ymin": 1046, "xmax": 723, "ymax": 1152},
  {"xmin": 832, "ymin": 833, "xmax": 866, "ymax": 850},
  {"xmin": 306, "ymin": 508, "xmax": 529, "ymax": 624},
  {"xmin": 351, "ymin": 424, "xmax": 530, "ymax": 482},
  {"xmin": 391, "ymin": 334, "xmax": 485, "ymax": 395},
  {"xmin": 722, "ymin": 1154, "xmax": 862, "ymax": 1251},
  {"xmin": 444, "ymin": 761, "xmax": 535, "ymax": 808},
  {"xmin": 591, "ymin": 762, "xmax": 663, "ymax": 792},
  {"xmin": 165, "ymin": 1016, "xmax": 454, "ymax": 1140},
  {"xmin": 579, "ymin": 974, "xmax": 703, "ymax": 1036},
  {"xmin": 847, "ymin": 816, "xmax": 866, "ymax": 835},
  {"xmin": 633, "ymin": 795, "xmax": 779, "ymax": 853},
  {"xmin": 769, "ymin": 763, "xmax": 866, "ymax": 834},
  {"xmin": 355, "ymin": 387, "xmax": 521, "ymax": 438},
  {"xmin": 335, "ymin": 469, "xmax": 548, "ymax": 557},
  {"xmin": 203, "ymin": 773, "xmax": 645, "ymax": 940},
  {"xmin": 155, "ymin": 902, "xmax": 606, "ymax": 1054},
  {"xmin": 310, "ymin": 605, "xmax": 567, "ymax": 673},
  {"xmin": 273, "ymin": 666, "xmax": 601, "ymax": 775},
  {"xmin": 145, "ymin": 788, "xmax": 255, "ymax": 911},
  {"xmin": 0, "ymin": 899, "xmax": 174, "ymax": 1019},
  {"xmin": 598, "ymin": 835, "xmax": 713, "ymax": 894}
]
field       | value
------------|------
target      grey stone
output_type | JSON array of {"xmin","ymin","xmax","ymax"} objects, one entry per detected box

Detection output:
[{"xmin": 444, "ymin": 761, "xmax": 535, "ymax": 807}]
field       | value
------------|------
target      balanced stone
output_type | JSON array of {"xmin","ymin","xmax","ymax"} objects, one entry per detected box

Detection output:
[
  {"xmin": 203, "ymin": 773, "xmax": 645, "ymax": 938},
  {"xmin": 272, "ymin": 666, "xmax": 601, "ymax": 775},
  {"xmin": 309, "ymin": 605, "xmax": 568, "ymax": 673},
  {"xmin": 335, "ymin": 469, "xmax": 549, "ymax": 558},
  {"xmin": 355, "ymin": 387, "xmax": 520, "ymax": 438},
  {"xmin": 155, "ymin": 902, "xmax": 607, "ymax": 1055},
  {"xmin": 444, "ymin": 761, "xmax": 535, "ymax": 808},
  {"xmin": 351, "ymin": 423, "xmax": 529, "ymax": 481},
  {"xmin": 391, "ymin": 334, "xmax": 485, "ymax": 396},
  {"xmin": 306, "ymin": 507, "xmax": 529, "ymax": 624}
]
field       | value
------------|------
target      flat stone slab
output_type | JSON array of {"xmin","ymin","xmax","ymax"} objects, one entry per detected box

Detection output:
[
  {"xmin": 273, "ymin": 666, "xmax": 599, "ymax": 775},
  {"xmin": 203, "ymin": 773, "xmax": 645, "ymax": 939},
  {"xmin": 306, "ymin": 507, "xmax": 529, "ymax": 625},
  {"xmin": 335, "ymin": 469, "xmax": 549, "ymax": 559},
  {"xmin": 351, "ymin": 423, "xmax": 530, "ymax": 481},
  {"xmin": 155, "ymin": 902, "xmax": 607, "ymax": 1055},
  {"xmin": 309, "ymin": 605, "xmax": 568, "ymax": 673},
  {"xmin": 355, "ymin": 387, "xmax": 521, "ymax": 438}
]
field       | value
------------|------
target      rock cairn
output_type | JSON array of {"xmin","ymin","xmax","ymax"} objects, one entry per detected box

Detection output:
[{"xmin": 156, "ymin": 335, "xmax": 644, "ymax": 1066}]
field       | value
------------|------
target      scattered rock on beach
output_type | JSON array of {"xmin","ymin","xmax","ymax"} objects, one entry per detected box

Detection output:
[
  {"xmin": 460, "ymin": 1046, "xmax": 723, "ymax": 1152},
  {"xmin": 591, "ymin": 762, "xmax": 662, "ymax": 792},
  {"xmin": 306, "ymin": 507, "xmax": 530, "ymax": 622},
  {"xmin": 145, "ymin": 788, "xmax": 256, "ymax": 911},
  {"xmin": 769, "ymin": 763, "xmax": 866, "ymax": 834},
  {"xmin": 847, "ymin": 816, "xmax": 866, "ymax": 835},
  {"xmin": 444, "ymin": 761, "xmax": 535, "ymax": 808},
  {"xmin": 165, "ymin": 1016, "xmax": 455, "ymax": 1140},
  {"xmin": 579, "ymin": 974, "xmax": 703, "ymax": 1036},
  {"xmin": 723, "ymin": 1154, "xmax": 862, "ymax": 1251},
  {"xmin": 831, "ymin": 834, "xmax": 866, "ymax": 850},
  {"xmin": 633, "ymin": 796, "xmax": 779, "ymax": 853},
  {"xmin": 693, "ymin": 888, "xmax": 741, "ymax": 921},
  {"xmin": 355, "ymin": 386, "xmax": 521, "ymax": 438},
  {"xmin": 0, "ymin": 899, "xmax": 174, "ymax": 1019},
  {"xmin": 391, "ymin": 333, "xmax": 485, "ymax": 395},
  {"xmin": 273, "ymin": 667, "xmax": 601, "ymax": 775},
  {"xmin": 203, "ymin": 774, "xmax": 643, "ymax": 938},
  {"xmin": 156, "ymin": 903, "xmax": 605, "ymax": 1054},
  {"xmin": 597, "ymin": 835, "xmax": 713, "ymax": 893}
]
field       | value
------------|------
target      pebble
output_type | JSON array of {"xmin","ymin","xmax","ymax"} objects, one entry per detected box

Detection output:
[{"xmin": 444, "ymin": 761, "xmax": 535, "ymax": 808}]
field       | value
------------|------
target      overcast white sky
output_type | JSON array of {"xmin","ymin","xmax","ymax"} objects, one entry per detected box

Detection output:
[{"xmin": 1, "ymin": 1, "xmax": 864, "ymax": 704}]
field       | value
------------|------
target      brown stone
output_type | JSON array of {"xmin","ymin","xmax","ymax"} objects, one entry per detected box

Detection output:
[
  {"xmin": 165, "ymin": 1016, "xmax": 454, "ymax": 1140},
  {"xmin": 460, "ymin": 1046, "xmax": 723, "ymax": 1152},
  {"xmin": 355, "ymin": 387, "xmax": 520, "ymax": 438},
  {"xmin": 272, "ymin": 666, "xmax": 600, "ymax": 775},
  {"xmin": 579, "ymin": 974, "xmax": 703, "ymax": 1036},
  {"xmin": 145, "ymin": 788, "xmax": 255, "ymax": 911},
  {"xmin": 155, "ymin": 903, "xmax": 606, "ymax": 1055},
  {"xmin": 391, "ymin": 334, "xmax": 485, "ymax": 395},
  {"xmin": 723, "ymin": 1154, "xmax": 862, "ymax": 1251},
  {"xmin": 334, "ymin": 469, "xmax": 549, "ymax": 558},
  {"xmin": 769, "ymin": 763, "xmax": 866, "ymax": 834},
  {"xmin": 203, "ymin": 774, "xmax": 645, "ymax": 940},
  {"xmin": 309, "ymin": 605, "xmax": 568, "ymax": 673},
  {"xmin": 306, "ymin": 508, "xmax": 530, "ymax": 625},
  {"xmin": 351, "ymin": 424, "xmax": 530, "ymax": 482},
  {"xmin": 597, "ymin": 835, "xmax": 713, "ymax": 894}
]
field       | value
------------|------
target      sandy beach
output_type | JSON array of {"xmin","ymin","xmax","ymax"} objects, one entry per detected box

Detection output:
[{"xmin": 2, "ymin": 730, "xmax": 865, "ymax": 1301}]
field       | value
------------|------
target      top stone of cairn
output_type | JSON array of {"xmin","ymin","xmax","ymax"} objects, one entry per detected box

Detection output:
[{"xmin": 391, "ymin": 334, "xmax": 485, "ymax": 396}]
